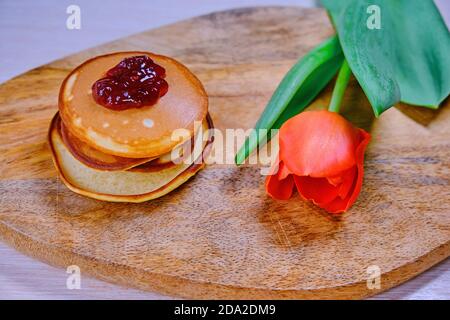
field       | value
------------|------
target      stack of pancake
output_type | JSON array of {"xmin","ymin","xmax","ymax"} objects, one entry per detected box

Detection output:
[{"xmin": 48, "ymin": 52, "xmax": 213, "ymax": 202}]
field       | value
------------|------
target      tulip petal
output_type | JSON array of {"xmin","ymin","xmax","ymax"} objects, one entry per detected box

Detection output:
[
  {"xmin": 265, "ymin": 160, "xmax": 295, "ymax": 200},
  {"xmin": 337, "ymin": 167, "xmax": 356, "ymax": 199},
  {"xmin": 294, "ymin": 175, "xmax": 340, "ymax": 205},
  {"xmin": 280, "ymin": 110, "xmax": 360, "ymax": 177},
  {"xmin": 321, "ymin": 196, "xmax": 351, "ymax": 214},
  {"xmin": 323, "ymin": 129, "xmax": 371, "ymax": 213},
  {"xmin": 327, "ymin": 175, "xmax": 343, "ymax": 186}
]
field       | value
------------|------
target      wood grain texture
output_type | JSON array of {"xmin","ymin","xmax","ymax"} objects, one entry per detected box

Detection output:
[
  {"xmin": 0, "ymin": 242, "xmax": 448, "ymax": 300},
  {"xmin": 0, "ymin": 7, "xmax": 449, "ymax": 299}
]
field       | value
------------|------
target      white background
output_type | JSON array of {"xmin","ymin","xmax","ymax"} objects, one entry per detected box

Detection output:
[
  {"xmin": 0, "ymin": 0, "xmax": 317, "ymax": 83},
  {"xmin": 0, "ymin": 0, "xmax": 449, "ymax": 299}
]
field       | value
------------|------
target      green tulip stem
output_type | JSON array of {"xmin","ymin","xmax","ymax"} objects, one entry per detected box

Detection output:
[{"xmin": 329, "ymin": 59, "xmax": 351, "ymax": 113}]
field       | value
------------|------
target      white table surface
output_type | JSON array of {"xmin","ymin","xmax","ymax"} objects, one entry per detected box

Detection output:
[{"xmin": 0, "ymin": 0, "xmax": 448, "ymax": 300}]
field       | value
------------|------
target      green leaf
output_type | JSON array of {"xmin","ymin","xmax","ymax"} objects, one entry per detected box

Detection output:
[
  {"xmin": 235, "ymin": 36, "xmax": 344, "ymax": 165},
  {"xmin": 321, "ymin": 0, "xmax": 450, "ymax": 116}
]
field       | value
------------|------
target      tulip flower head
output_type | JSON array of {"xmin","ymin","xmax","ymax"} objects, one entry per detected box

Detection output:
[{"xmin": 266, "ymin": 110, "xmax": 371, "ymax": 213}]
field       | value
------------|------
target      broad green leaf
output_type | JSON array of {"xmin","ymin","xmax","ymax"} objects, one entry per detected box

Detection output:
[
  {"xmin": 235, "ymin": 36, "xmax": 343, "ymax": 165},
  {"xmin": 321, "ymin": 0, "xmax": 450, "ymax": 116}
]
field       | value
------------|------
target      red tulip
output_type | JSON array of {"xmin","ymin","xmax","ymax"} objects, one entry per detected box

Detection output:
[{"xmin": 266, "ymin": 110, "xmax": 371, "ymax": 213}]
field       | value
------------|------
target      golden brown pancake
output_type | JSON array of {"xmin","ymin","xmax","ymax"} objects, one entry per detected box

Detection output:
[
  {"xmin": 59, "ymin": 51, "xmax": 208, "ymax": 158},
  {"xmin": 48, "ymin": 113, "xmax": 214, "ymax": 202},
  {"xmin": 60, "ymin": 114, "xmax": 210, "ymax": 171},
  {"xmin": 129, "ymin": 114, "xmax": 213, "ymax": 173},
  {"xmin": 60, "ymin": 120, "xmax": 152, "ymax": 171}
]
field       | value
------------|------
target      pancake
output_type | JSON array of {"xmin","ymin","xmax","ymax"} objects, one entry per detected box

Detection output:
[
  {"xmin": 60, "ymin": 114, "xmax": 210, "ymax": 171},
  {"xmin": 129, "ymin": 114, "xmax": 213, "ymax": 173},
  {"xmin": 60, "ymin": 120, "xmax": 152, "ymax": 171},
  {"xmin": 48, "ymin": 113, "xmax": 214, "ymax": 202},
  {"xmin": 59, "ymin": 51, "xmax": 208, "ymax": 158}
]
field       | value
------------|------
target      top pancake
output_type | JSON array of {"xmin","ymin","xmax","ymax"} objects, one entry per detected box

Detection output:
[{"xmin": 59, "ymin": 51, "xmax": 208, "ymax": 158}]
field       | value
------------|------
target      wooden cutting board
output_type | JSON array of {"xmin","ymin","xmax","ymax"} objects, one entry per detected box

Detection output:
[{"xmin": 0, "ymin": 7, "xmax": 449, "ymax": 299}]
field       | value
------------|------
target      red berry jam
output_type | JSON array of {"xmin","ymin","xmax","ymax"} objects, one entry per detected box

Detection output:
[{"xmin": 92, "ymin": 55, "xmax": 169, "ymax": 110}]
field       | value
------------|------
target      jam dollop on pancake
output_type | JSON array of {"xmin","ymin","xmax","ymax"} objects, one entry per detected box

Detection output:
[{"xmin": 92, "ymin": 55, "xmax": 169, "ymax": 110}]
